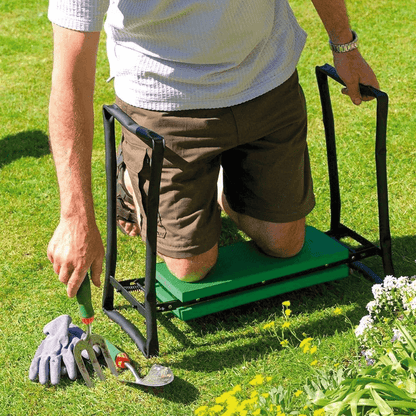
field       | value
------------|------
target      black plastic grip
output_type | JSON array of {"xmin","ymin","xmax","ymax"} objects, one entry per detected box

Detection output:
[
  {"xmin": 103, "ymin": 104, "xmax": 164, "ymax": 148},
  {"xmin": 316, "ymin": 63, "xmax": 386, "ymax": 100}
]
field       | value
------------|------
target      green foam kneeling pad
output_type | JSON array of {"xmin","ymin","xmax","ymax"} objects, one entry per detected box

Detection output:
[
  {"xmin": 156, "ymin": 226, "xmax": 349, "ymax": 303},
  {"xmin": 156, "ymin": 264, "xmax": 349, "ymax": 320}
]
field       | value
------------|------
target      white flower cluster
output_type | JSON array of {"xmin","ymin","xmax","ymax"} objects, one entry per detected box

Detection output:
[
  {"xmin": 355, "ymin": 314, "xmax": 374, "ymax": 339},
  {"xmin": 376, "ymin": 276, "xmax": 416, "ymax": 311},
  {"xmin": 355, "ymin": 275, "xmax": 416, "ymax": 342}
]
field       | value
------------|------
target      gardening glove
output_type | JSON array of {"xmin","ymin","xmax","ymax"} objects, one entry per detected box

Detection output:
[{"xmin": 29, "ymin": 315, "xmax": 100, "ymax": 385}]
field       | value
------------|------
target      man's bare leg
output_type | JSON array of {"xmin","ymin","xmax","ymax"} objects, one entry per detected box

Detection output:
[
  {"xmin": 118, "ymin": 170, "xmax": 141, "ymax": 236},
  {"xmin": 217, "ymin": 168, "xmax": 305, "ymax": 258},
  {"xmin": 220, "ymin": 193, "xmax": 305, "ymax": 257},
  {"xmin": 162, "ymin": 244, "xmax": 218, "ymax": 282},
  {"xmin": 119, "ymin": 170, "xmax": 217, "ymax": 282}
]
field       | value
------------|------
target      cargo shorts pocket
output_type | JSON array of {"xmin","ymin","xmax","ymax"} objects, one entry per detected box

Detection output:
[{"xmin": 121, "ymin": 136, "xmax": 167, "ymax": 240}]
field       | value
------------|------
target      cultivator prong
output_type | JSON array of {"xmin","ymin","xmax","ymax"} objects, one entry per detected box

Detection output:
[{"xmin": 73, "ymin": 340, "xmax": 105, "ymax": 388}]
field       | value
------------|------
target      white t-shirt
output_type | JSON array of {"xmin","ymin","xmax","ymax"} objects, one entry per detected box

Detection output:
[{"xmin": 48, "ymin": 0, "xmax": 307, "ymax": 111}]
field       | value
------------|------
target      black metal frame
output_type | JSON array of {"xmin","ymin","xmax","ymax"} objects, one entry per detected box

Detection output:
[
  {"xmin": 101, "ymin": 64, "xmax": 394, "ymax": 358},
  {"xmin": 316, "ymin": 64, "xmax": 394, "ymax": 280},
  {"xmin": 102, "ymin": 104, "xmax": 165, "ymax": 357}
]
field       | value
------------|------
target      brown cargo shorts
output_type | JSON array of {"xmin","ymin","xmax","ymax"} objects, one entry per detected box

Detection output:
[{"xmin": 117, "ymin": 70, "xmax": 315, "ymax": 258}]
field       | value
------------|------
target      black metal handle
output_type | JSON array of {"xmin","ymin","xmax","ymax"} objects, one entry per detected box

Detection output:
[
  {"xmin": 103, "ymin": 104, "xmax": 165, "ymax": 148},
  {"xmin": 316, "ymin": 63, "xmax": 386, "ymax": 99}
]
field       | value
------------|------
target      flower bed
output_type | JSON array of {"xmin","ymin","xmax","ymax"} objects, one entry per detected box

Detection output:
[{"xmin": 194, "ymin": 276, "xmax": 416, "ymax": 415}]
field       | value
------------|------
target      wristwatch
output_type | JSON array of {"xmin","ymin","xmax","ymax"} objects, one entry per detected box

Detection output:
[{"xmin": 329, "ymin": 31, "xmax": 358, "ymax": 53}]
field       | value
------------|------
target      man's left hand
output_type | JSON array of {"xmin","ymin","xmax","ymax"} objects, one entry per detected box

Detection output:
[{"xmin": 333, "ymin": 49, "xmax": 379, "ymax": 105}]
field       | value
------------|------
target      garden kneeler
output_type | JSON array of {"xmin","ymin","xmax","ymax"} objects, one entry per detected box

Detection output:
[{"xmin": 101, "ymin": 64, "xmax": 394, "ymax": 358}]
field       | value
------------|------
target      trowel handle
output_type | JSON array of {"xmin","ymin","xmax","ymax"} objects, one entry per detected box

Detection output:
[
  {"xmin": 105, "ymin": 339, "xmax": 130, "ymax": 369},
  {"xmin": 76, "ymin": 273, "xmax": 95, "ymax": 325}
]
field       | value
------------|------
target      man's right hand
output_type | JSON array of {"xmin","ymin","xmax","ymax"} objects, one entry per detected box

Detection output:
[{"xmin": 47, "ymin": 218, "xmax": 104, "ymax": 297}]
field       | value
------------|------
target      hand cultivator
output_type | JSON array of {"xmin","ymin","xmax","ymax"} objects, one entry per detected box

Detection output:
[{"xmin": 73, "ymin": 273, "xmax": 118, "ymax": 387}]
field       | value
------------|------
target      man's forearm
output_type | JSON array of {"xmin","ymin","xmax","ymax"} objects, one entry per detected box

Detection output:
[
  {"xmin": 49, "ymin": 26, "xmax": 100, "ymax": 221},
  {"xmin": 49, "ymin": 83, "xmax": 95, "ymax": 221},
  {"xmin": 311, "ymin": 0, "xmax": 353, "ymax": 44}
]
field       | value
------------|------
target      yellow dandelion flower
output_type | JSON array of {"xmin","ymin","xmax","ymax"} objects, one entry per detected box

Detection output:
[
  {"xmin": 237, "ymin": 403, "xmax": 247, "ymax": 412},
  {"xmin": 334, "ymin": 363, "xmax": 340, "ymax": 368},
  {"xmin": 333, "ymin": 307, "xmax": 342, "ymax": 315},
  {"xmin": 282, "ymin": 321, "xmax": 291, "ymax": 328},
  {"xmin": 280, "ymin": 339, "xmax": 289, "ymax": 347},
  {"xmin": 209, "ymin": 405, "xmax": 223, "ymax": 414},
  {"xmin": 195, "ymin": 406, "xmax": 208, "ymax": 416},
  {"xmin": 249, "ymin": 375, "xmax": 264, "ymax": 386},
  {"xmin": 285, "ymin": 309, "xmax": 292, "ymax": 316},
  {"xmin": 261, "ymin": 393, "xmax": 270, "ymax": 398},
  {"xmin": 250, "ymin": 391, "xmax": 259, "ymax": 398},
  {"xmin": 239, "ymin": 411, "xmax": 248, "ymax": 416},
  {"xmin": 303, "ymin": 344, "xmax": 310, "ymax": 353},
  {"xmin": 313, "ymin": 409, "xmax": 325, "ymax": 416},
  {"xmin": 232, "ymin": 385, "xmax": 242, "ymax": 393},
  {"xmin": 252, "ymin": 409, "xmax": 261, "ymax": 415},
  {"xmin": 299, "ymin": 337, "xmax": 313, "ymax": 348},
  {"xmin": 266, "ymin": 376, "xmax": 272, "ymax": 382},
  {"xmin": 310, "ymin": 360, "xmax": 318, "ymax": 366},
  {"xmin": 226, "ymin": 396, "xmax": 239, "ymax": 408},
  {"xmin": 294, "ymin": 390, "xmax": 303, "ymax": 397},
  {"xmin": 239, "ymin": 397, "xmax": 256, "ymax": 409},
  {"xmin": 216, "ymin": 392, "xmax": 231, "ymax": 403},
  {"xmin": 300, "ymin": 414, "xmax": 308, "ymax": 416},
  {"xmin": 309, "ymin": 345, "xmax": 317, "ymax": 354},
  {"xmin": 282, "ymin": 301, "xmax": 291, "ymax": 306},
  {"xmin": 263, "ymin": 321, "xmax": 275, "ymax": 330},
  {"xmin": 227, "ymin": 396, "xmax": 239, "ymax": 413}
]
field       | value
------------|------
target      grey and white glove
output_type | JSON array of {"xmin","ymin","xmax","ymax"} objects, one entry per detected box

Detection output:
[{"xmin": 29, "ymin": 315, "xmax": 99, "ymax": 385}]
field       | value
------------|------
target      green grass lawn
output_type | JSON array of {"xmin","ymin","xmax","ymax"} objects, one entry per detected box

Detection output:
[{"xmin": 1, "ymin": 0, "xmax": 416, "ymax": 415}]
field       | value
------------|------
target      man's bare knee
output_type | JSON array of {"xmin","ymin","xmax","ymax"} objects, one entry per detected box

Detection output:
[
  {"xmin": 254, "ymin": 218, "xmax": 306, "ymax": 259},
  {"xmin": 162, "ymin": 244, "xmax": 218, "ymax": 283},
  {"xmin": 260, "ymin": 233, "xmax": 305, "ymax": 258}
]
